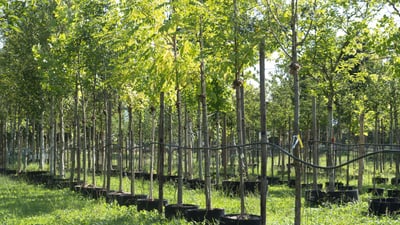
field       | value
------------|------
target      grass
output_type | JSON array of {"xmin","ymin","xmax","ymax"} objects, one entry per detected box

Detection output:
[{"xmin": 2, "ymin": 173, "xmax": 400, "ymax": 225}]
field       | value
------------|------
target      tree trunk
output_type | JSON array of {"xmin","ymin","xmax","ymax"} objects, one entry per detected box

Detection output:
[
  {"xmin": 222, "ymin": 113, "xmax": 228, "ymax": 179},
  {"xmin": 167, "ymin": 106, "xmax": 173, "ymax": 176},
  {"xmin": 50, "ymin": 97, "xmax": 55, "ymax": 176},
  {"xmin": 259, "ymin": 38, "xmax": 268, "ymax": 225},
  {"xmin": 128, "ymin": 106, "xmax": 135, "ymax": 195},
  {"xmin": 290, "ymin": 0, "xmax": 301, "ymax": 224},
  {"xmin": 176, "ymin": 89, "xmax": 183, "ymax": 205},
  {"xmin": 158, "ymin": 92, "xmax": 165, "ymax": 213},
  {"xmin": 40, "ymin": 112, "xmax": 46, "ymax": 171},
  {"xmin": 82, "ymin": 92, "xmax": 87, "ymax": 185},
  {"xmin": 118, "ymin": 101, "xmax": 123, "ymax": 192},
  {"xmin": 312, "ymin": 96, "xmax": 318, "ymax": 189},
  {"xmin": 23, "ymin": 118, "xmax": 29, "ymax": 172},
  {"xmin": 197, "ymin": 97, "xmax": 203, "ymax": 180},
  {"xmin": 106, "ymin": 95, "xmax": 113, "ymax": 191},
  {"xmin": 59, "ymin": 100, "xmax": 65, "ymax": 178},
  {"xmin": 149, "ymin": 106, "xmax": 156, "ymax": 200},
  {"xmin": 138, "ymin": 113, "xmax": 143, "ymax": 172},
  {"xmin": 358, "ymin": 112, "xmax": 365, "ymax": 193},
  {"xmin": 327, "ymin": 101, "xmax": 335, "ymax": 192}
]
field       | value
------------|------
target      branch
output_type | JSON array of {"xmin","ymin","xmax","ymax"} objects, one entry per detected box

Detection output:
[
  {"xmin": 388, "ymin": 0, "xmax": 400, "ymax": 17},
  {"xmin": 265, "ymin": 0, "xmax": 292, "ymax": 58},
  {"xmin": 297, "ymin": 0, "xmax": 317, "ymax": 47}
]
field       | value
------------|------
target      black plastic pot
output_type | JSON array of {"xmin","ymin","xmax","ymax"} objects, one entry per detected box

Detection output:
[
  {"xmin": 81, "ymin": 186, "xmax": 107, "ymax": 199},
  {"xmin": 369, "ymin": 198, "xmax": 400, "ymax": 215},
  {"xmin": 46, "ymin": 177, "xmax": 69, "ymax": 189},
  {"xmin": 326, "ymin": 191, "xmax": 343, "ymax": 204},
  {"xmin": 187, "ymin": 178, "xmax": 205, "ymax": 190},
  {"xmin": 106, "ymin": 191, "xmax": 125, "ymax": 203},
  {"xmin": 302, "ymin": 183, "xmax": 323, "ymax": 190},
  {"xmin": 388, "ymin": 189, "xmax": 400, "ymax": 198},
  {"xmin": 266, "ymin": 177, "xmax": 280, "ymax": 185},
  {"xmin": 136, "ymin": 199, "xmax": 168, "ymax": 212},
  {"xmin": 221, "ymin": 180, "xmax": 260, "ymax": 196},
  {"xmin": 324, "ymin": 182, "xmax": 344, "ymax": 190},
  {"xmin": 222, "ymin": 180, "xmax": 240, "ymax": 196},
  {"xmin": 220, "ymin": 214, "xmax": 261, "ymax": 225},
  {"xmin": 185, "ymin": 208, "xmax": 225, "ymax": 224},
  {"xmin": 391, "ymin": 177, "xmax": 400, "ymax": 185},
  {"xmin": 244, "ymin": 181, "xmax": 260, "ymax": 193},
  {"xmin": 165, "ymin": 204, "xmax": 199, "ymax": 219},
  {"xmin": 372, "ymin": 177, "xmax": 388, "ymax": 184},
  {"xmin": 367, "ymin": 188, "xmax": 385, "ymax": 196},
  {"xmin": 343, "ymin": 189, "xmax": 359, "ymax": 203},
  {"xmin": 305, "ymin": 189, "xmax": 326, "ymax": 206},
  {"xmin": 116, "ymin": 193, "xmax": 148, "ymax": 206}
]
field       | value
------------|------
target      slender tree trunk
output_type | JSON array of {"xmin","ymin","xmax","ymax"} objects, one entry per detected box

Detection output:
[
  {"xmin": 176, "ymin": 90, "xmax": 183, "ymax": 205},
  {"xmin": 290, "ymin": 0, "xmax": 301, "ymax": 224},
  {"xmin": 149, "ymin": 106, "xmax": 156, "ymax": 200},
  {"xmin": 167, "ymin": 106, "xmax": 173, "ymax": 176},
  {"xmin": 50, "ymin": 98, "xmax": 56, "ymax": 176},
  {"xmin": 199, "ymin": 18, "xmax": 212, "ymax": 209},
  {"xmin": 358, "ymin": 112, "xmax": 365, "ymax": 193},
  {"xmin": 312, "ymin": 96, "xmax": 318, "ymax": 189},
  {"xmin": 128, "ymin": 106, "xmax": 135, "ymax": 195},
  {"xmin": 327, "ymin": 101, "xmax": 335, "ymax": 192},
  {"xmin": 197, "ymin": 99, "xmax": 203, "ymax": 180},
  {"xmin": 259, "ymin": 38, "xmax": 268, "ymax": 225},
  {"xmin": 106, "ymin": 95, "xmax": 113, "ymax": 192},
  {"xmin": 118, "ymin": 102, "xmax": 123, "ymax": 192},
  {"xmin": 23, "ymin": 118, "xmax": 29, "ymax": 172},
  {"xmin": 158, "ymin": 92, "xmax": 165, "ymax": 213},
  {"xmin": 222, "ymin": 113, "xmax": 228, "ymax": 179},
  {"xmin": 82, "ymin": 93, "xmax": 87, "ymax": 185},
  {"xmin": 91, "ymin": 91, "xmax": 96, "ymax": 186},
  {"xmin": 40, "ymin": 112, "xmax": 46, "ymax": 171},
  {"xmin": 17, "ymin": 116, "xmax": 21, "ymax": 173},
  {"xmin": 215, "ymin": 112, "xmax": 221, "ymax": 186},
  {"xmin": 60, "ymin": 100, "xmax": 65, "ymax": 178},
  {"xmin": 138, "ymin": 113, "xmax": 143, "ymax": 172}
]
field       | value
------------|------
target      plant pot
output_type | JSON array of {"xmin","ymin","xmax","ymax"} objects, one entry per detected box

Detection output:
[
  {"xmin": 220, "ymin": 214, "xmax": 261, "ymax": 225},
  {"xmin": 184, "ymin": 208, "xmax": 225, "ymax": 224},
  {"xmin": 343, "ymin": 189, "xmax": 359, "ymax": 203},
  {"xmin": 388, "ymin": 189, "xmax": 400, "ymax": 198},
  {"xmin": 391, "ymin": 177, "xmax": 400, "ymax": 185},
  {"xmin": 367, "ymin": 188, "xmax": 384, "ymax": 196},
  {"xmin": 325, "ymin": 182, "xmax": 344, "ymax": 190},
  {"xmin": 305, "ymin": 189, "xmax": 326, "ymax": 206},
  {"xmin": 266, "ymin": 177, "xmax": 280, "ymax": 185},
  {"xmin": 81, "ymin": 186, "xmax": 106, "ymax": 199},
  {"xmin": 165, "ymin": 203, "xmax": 199, "ymax": 219},
  {"xmin": 46, "ymin": 177, "xmax": 69, "ymax": 189},
  {"xmin": 165, "ymin": 175, "xmax": 179, "ymax": 183},
  {"xmin": 222, "ymin": 180, "xmax": 240, "ymax": 196},
  {"xmin": 106, "ymin": 191, "xmax": 124, "ymax": 203},
  {"xmin": 115, "ymin": 193, "xmax": 147, "ymax": 206},
  {"xmin": 369, "ymin": 198, "xmax": 400, "ymax": 215},
  {"xmin": 302, "ymin": 183, "xmax": 323, "ymax": 190},
  {"xmin": 338, "ymin": 185, "xmax": 356, "ymax": 191},
  {"xmin": 372, "ymin": 177, "xmax": 388, "ymax": 184},
  {"xmin": 136, "ymin": 199, "xmax": 168, "ymax": 212},
  {"xmin": 326, "ymin": 191, "xmax": 344, "ymax": 204},
  {"xmin": 244, "ymin": 181, "xmax": 260, "ymax": 194},
  {"xmin": 187, "ymin": 178, "xmax": 205, "ymax": 190}
]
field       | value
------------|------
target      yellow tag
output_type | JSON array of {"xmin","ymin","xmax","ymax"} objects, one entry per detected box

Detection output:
[{"xmin": 297, "ymin": 134, "xmax": 303, "ymax": 149}]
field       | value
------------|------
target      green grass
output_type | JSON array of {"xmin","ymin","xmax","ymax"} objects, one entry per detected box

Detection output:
[
  {"xmin": 2, "ymin": 174, "xmax": 400, "ymax": 225},
  {"xmin": 0, "ymin": 175, "xmax": 186, "ymax": 225}
]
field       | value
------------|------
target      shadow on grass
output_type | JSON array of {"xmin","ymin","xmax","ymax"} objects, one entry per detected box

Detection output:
[{"xmin": 0, "ymin": 175, "xmax": 87, "ymax": 219}]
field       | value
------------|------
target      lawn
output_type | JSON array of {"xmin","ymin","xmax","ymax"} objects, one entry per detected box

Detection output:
[{"xmin": 1, "ymin": 173, "xmax": 400, "ymax": 225}]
